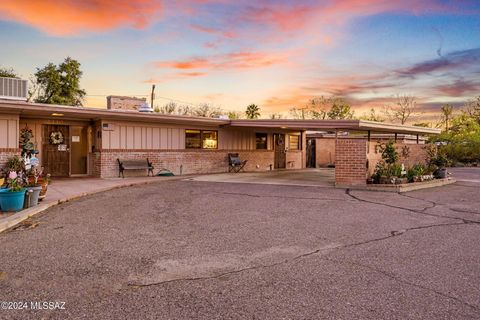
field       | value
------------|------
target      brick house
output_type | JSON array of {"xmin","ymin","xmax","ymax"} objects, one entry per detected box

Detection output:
[{"xmin": 0, "ymin": 97, "xmax": 439, "ymax": 186}]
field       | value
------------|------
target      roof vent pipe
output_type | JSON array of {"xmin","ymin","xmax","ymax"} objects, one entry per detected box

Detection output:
[{"xmin": 138, "ymin": 102, "xmax": 153, "ymax": 113}]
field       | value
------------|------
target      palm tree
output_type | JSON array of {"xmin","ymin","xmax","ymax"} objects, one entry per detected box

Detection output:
[{"xmin": 245, "ymin": 104, "xmax": 261, "ymax": 119}]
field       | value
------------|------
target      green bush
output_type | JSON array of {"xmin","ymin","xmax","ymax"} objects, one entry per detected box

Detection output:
[{"xmin": 407, "ymin": 164, "xmax": 426, "ymax": 182}]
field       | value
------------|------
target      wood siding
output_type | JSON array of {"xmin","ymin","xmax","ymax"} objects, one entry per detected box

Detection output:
[{"xmin": 0, "ymin": 114, "xmax": 19, "ymax": 149}]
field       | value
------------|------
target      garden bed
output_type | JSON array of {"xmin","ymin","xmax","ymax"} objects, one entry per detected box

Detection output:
[{"xmin": 359, "ymin": 178, "xmax": 456, "ymax": 192}]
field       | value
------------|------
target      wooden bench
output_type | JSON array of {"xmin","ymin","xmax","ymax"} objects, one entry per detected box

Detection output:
[{"xmin": 117, "ymin": 158, "xmax": 154, "ymax": 178}]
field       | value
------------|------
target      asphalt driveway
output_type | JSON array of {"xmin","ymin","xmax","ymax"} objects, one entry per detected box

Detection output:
[{"xmin": 0, "ymin": 168, "xmax": 479, "ymax": 319}]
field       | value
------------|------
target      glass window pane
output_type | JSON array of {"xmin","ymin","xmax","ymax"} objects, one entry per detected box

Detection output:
[
  {"xmin": 202, "ymin": 130, "xmax": 218, "ymax": 149},
  {"xmin": 256, "ymin": 133, "xmax": 268, "ymax": 149},
  {"xmin": 185, "ymin": 130, "xmax": 201, "ymax": 148},
  {"xmin": 289, "ymin": 135, "xmax": 300, "ymax": 150}
]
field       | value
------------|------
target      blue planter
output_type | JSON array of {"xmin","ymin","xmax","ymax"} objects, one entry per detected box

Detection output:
[{"xmin": 0, "ymin": 189, "xmax": 26, "ymax": 212}]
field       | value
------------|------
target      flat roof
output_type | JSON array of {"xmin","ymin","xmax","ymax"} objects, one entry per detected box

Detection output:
[
  {"xmin": 229, "ymin": 119, "xmax": 440, "ymax": 135},
  {"xmin": 0, "ymin": 100, "xmax": 440, "ymax": 135}
]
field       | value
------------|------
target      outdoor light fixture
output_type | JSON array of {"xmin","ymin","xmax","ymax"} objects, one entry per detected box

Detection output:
[{"xmin": 51, "ymin": 113, "xmax": 64, "ymax": 117}]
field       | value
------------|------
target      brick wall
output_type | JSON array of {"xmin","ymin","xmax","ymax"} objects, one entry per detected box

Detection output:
[
  {"xmin": 93, "ymin": 149, "xmax": 295, "ymax": 178},
  {"xmin": 335, "ymin": 139, "xmax": 367, "ymax": 186},
  {"xmin": 367, "ymin": 141, "xmax": 429, "ymax": 176},
  {"xmin": 0, "ymin": 148, "xmax": 22, "ymax": 172},
  {"xmin": 286, "ymin": 151, "xmax": 303, "ymax": 169},
  {"xmin": 315, "ymin": 138, "xmax": 336, "ymax": 167}
]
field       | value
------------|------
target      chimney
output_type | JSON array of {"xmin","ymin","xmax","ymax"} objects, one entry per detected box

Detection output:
[{"xmin": 106, "ymin": 95, "xmax": 146, "ymax": 111}]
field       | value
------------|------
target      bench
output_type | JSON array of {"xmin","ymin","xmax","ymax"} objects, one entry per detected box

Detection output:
[{"xmin": 117, "ymin": 158, "xmax": 154, "ymax": 178}]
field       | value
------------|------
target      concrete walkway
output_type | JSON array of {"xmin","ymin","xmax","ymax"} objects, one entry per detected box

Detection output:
[
  {"xmin": 0, "ymin": 175, "xmax": 183, "ymax": 233},
  {"xmin": 189, "ymin": 168, "xmax": 335, "ymax": 187}
]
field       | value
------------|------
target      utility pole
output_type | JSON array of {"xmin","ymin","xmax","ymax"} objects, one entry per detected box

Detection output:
[{"xmin": 150, "ymin": 84, "xmax": 156, "ymax": 108}]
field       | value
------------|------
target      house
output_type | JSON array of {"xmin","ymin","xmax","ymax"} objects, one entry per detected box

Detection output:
[{"xmin": 0, "ymin": 79, "xmax": 440, "ymax": 186}]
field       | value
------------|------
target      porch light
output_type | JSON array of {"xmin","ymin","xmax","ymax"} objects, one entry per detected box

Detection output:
[{"xmin": 51, "ymin": 113, "xmax": 64, "ymax": 117}]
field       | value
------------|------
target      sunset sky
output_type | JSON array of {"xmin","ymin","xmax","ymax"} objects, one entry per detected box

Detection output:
[{"xmin": 0, "ymin": 0, "xmax": 479, "ymax": 120}]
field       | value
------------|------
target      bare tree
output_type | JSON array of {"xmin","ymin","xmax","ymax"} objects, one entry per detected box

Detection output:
[
  {"xmin": 360, "ymin": 108, "xmax": 385, "ymax": 122},
  {"xmin": 385, "ymin": 95, "xmax": 420, "ymax": 124},
  {"xmin": 157, "ymin": 102, "xmax": 177, "ymax": 114},
  {"xmin": 440, "ymin": 104, "xmax": 454, "ymax": 132},
  {"xmin": 270, "ymin": 113, "xmax": 282, "ymax": 119},
  {"xmin": 464, "ymin": 96, "xmax": 480, "ymax": 125},
  {"xmin": 193, "ymin": 103, "xmax": 223, "ymax": 118},
  {"xmin": 289, "ymin": 96, "xmax": 353, "ymax": 120}
]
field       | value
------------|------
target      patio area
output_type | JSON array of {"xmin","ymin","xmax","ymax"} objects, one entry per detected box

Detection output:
[{"xmin": 187, "ymin": 168, "xmax": 335, "ymax": 187}]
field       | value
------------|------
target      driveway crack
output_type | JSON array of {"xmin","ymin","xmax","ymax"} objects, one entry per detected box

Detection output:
[
  {"xmin": 127, "ymin": 222, "xmax": 466, "ymax": 289},
  {"xmin": 322, "ymin": 257, "xmax": 480, "ymax": 313},
  {"xmin": 346, "ymin": 189, "xmax": 480, "ymax": 225}
]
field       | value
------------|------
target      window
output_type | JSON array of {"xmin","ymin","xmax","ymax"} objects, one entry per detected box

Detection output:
[
  {"xmin": 289, "ymin": 135, "xmax": 300, "ymax": 150},
  {"xmin": 202, "ymin": 130, "xmax": 218, "ymax": 149},
  {"xmin": 256, "ymin": 133, "xmax": 268, "ymax": 149},
  {"xmin": 185, "ymin": 130, "xmax": 201, "ymax": 149},
  {"xmin": 185, "ymin": 130, "xmax": 218, "ymax": 149}
]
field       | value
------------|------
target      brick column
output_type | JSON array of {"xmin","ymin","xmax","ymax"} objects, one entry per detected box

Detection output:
[{"xmin": 335, "ymin": 139, "xmax": 367, "ymax": 187}]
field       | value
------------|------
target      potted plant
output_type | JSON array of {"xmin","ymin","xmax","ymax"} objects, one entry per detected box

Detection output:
[
  {"xmin": 23, "ymin": 167, "xmax": 44, "ymax": 208},
  {"xmin": 0, "ymin": 171, "xmax": 26, "ymax": 212}
]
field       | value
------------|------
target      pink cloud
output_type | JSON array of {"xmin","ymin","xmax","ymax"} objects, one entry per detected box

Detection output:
[
  {"xmin": 154, "ymin": 51, "xmax": 290, "ymax": 71},
  {"xmin": 0, "ymin": 0, "xmax": 162, "ymax": 36}
]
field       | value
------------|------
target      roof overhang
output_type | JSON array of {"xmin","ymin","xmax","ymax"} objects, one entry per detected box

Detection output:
[
  {"xmin": 0, "ymin": 100, "xmax": 441, "ymax": 135},
  {"xmin": 0, "ymin": 100, "xmax": 229, "ymax": 126},
  {"xmin": 229, "ymin": 119, "xmax": 440, "ymax": 135}
]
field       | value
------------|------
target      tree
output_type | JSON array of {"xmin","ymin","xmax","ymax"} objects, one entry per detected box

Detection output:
[
  {"xmin": 327, "ymin": 98, "xmax": 354, "ymax": 119},
  {"xmin": 360, "ymin": 108, "xmax": 385, "ymax": 122},
  {"xmin": 193, "ymin": 103, "xmax": 223, "ymax": 117},
  {"xmin": 33, "ymin": 57, "xmax": 86, "ymax": 106},
  {"xmin": 413, "ymin": 122, "xmax": 431, "ymax": 127},
  {"xmin": 0, "ymin": 67, "xmax": 19, "ymax": 78},
  {"xmin": 227, "ymin": 111, "xmax": 242, "ymax": 119},
  {"xmin": 464, "ymin": 96, "xmax": 480, "ymax": 125},
  {"xmin": 385, "ymin": 95, "xmax": 420, "ymax": 124},
  {"xmin": 270, "ymin": 113, "xmax": 282, "ymax": 119},
  {"xmin": 440, "ymin": 104, "xmax": 454, "ymax": 132},
  {"xmin": 289, "ymin": 96, "xmax": 354, "ymax": 120},
  {"xmin": 245, "ymin": 104, "xmax": 261, "ymax": 119},
  {"xmin": 157, "ymin": 102, "xmax": 177, "ymax": 114}
]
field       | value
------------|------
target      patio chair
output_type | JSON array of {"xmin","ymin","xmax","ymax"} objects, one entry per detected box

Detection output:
[{"xmin": 228, "ymin": 153, "xmax": 248, "ymax": 173}]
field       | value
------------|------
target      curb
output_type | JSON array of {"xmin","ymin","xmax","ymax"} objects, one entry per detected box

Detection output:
[
  {"xmin": 0, "ymin": 175, "xmax": 189, "ymax": 234},
  {"xmin": 337, "ymin": 178, "xmax": 456, "ymax": 192}
]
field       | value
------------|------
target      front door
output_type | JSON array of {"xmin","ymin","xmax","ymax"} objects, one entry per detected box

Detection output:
[
  {"xmin": 70, "ymin": 126, "xmax": 88, "ymax": 175},
  {"xmin": 42, "ymin": 125, "xmax": 70, "ymax": 176},
  {"xmin": 274, "ymin": 133, "xmax": 286, "ymax": 169}
]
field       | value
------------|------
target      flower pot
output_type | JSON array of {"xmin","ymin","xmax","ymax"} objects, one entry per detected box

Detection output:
[
  {"xmin": 24, "ymin": 186, "xmax": 42, "ymax": 208},
  {"xmin": 0, "ymin": 189, "xmax": 27, "ymax": 212},
  {"xmin": 36, "ymin": 178, "xmax": 49, "ymax": 200},
  {"xmin": 434, "ymin": 168, "xmax": 447, "ymax": 179}
]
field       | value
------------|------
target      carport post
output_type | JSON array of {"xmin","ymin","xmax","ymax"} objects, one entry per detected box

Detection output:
[
  {"xmin": 395, "ymin": 133, "xmax": 398, "ymax": 142},
  {"xmin": 367, "ymin": 130, "xmax": 371, "ymax": 153},
  {"xmin": 416, "ymin": 134, "xmax": 419, "ymax": 144}
]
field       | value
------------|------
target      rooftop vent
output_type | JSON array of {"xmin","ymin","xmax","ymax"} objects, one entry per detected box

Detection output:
[
  {"xmin": 138, "ymin": 102, "xmax": 153, "ymax": 113},
  {"xmin": 0, "ymin": 77, "xmax": 28, "ymax": 101}
]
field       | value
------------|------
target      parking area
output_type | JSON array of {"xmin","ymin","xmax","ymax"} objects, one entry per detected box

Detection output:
[
  {"xmin": 189, "ymin": 168, "xmax": 335, "ymax": 187},
  {"xmin": 0, "ymin": 168, "xmax": 479, "ymax": 319}
]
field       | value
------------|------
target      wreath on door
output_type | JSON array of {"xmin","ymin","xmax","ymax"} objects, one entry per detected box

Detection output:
[{"xmin": 49, "ymin": 131, "xmax": 64, "ymax": 144}]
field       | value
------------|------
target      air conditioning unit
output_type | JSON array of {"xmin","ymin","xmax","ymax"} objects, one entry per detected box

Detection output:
[{"xmin": 0, "ymin": 77, "xmax": 28, "ymax": 101}]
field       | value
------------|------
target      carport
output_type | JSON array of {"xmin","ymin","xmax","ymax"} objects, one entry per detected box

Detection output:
[{"xmin": 228, "ymin": 119, "xmax": 441, "ymax": 187}]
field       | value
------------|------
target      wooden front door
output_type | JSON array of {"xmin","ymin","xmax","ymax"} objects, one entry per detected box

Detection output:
[
  {"xmin": 274, "ymin": 133, "xmax": 286, "ymax": 169},
  {"xmin": 42, "ymin": 125, "xmax": 70, "ymax": 176}
]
